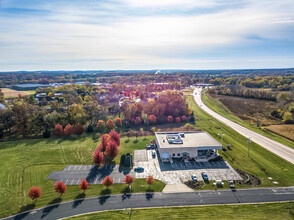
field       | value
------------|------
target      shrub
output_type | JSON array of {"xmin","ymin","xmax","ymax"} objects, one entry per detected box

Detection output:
[
  {"xmin": 101, "ymin": 134, "xmax": 109, "ymax": 152},
  {"xmin": 167, "ymin": 115, "xmax": 173, "ymax": 123},
  {"xmin": 43, "ymin": 129, "xmax": 51, "ymax": 138},
  {"xmin": 105, "ymin": 140, "xmax": 119, "ymax": 159},
  {"xmin": 54, "ymin": 181, "xmax": 66, "ymax": 196},
  {"xmin": 102, "ymin": 176, "xmax": 113, "ymax": 188},
  {"xmin": 93, "ymin": 148, "xmax": 104, "ymax": 166},
  {"xmin": 109, "ymin": 130, "xmax": 121, "ymax": 146},
  {"xmin": 175, "ymin": 117, "xmax": 181, "ymax": 123},
  {"xmin": 97, "ymin": 120, "xmax": 105, "ymax": 132},
  {"xmin": 64, "ymin": 124, "xmax": 73, "ymax": 136},
  {"xmin": 148, "ymin": 115, "xmax": 156, "ymax": 124},
  {"xmin": 86, "ymin": 124, "xmax": 94, "ymax": 133},
  {"xmin": 115, "ymin": 118, "xmax": 122, "ymax": 127},
  {"xmin": 74, "ymin": 123, "xmax": 84, "ymax": 135},
  {"xmin": 54, "ymin": 124, "xmax": 63, "ymax": 137},
  {"xmin": 106, "ymin": 119, "xmax": 115, "ymax": 130},
  {"xmin": 123, "ymin": 174, "xmax": 134, "ymax": 186},
  {"xmin": 181, "ymin": 115, "xmax": 187, "ymax": 122},
  {"xmin": 79, "ymin": 179, "xmax": 89, "ymax": 192}
]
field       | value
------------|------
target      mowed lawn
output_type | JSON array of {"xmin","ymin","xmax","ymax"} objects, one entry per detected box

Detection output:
[
  {"xmin": 67, "ymin": 202, "xmax": 294, "ymax": 220},
  {"xmin": 185, "ymin": 95, "xmax": 294, "ymax": 187},
  {"xmin": 0, "ymin": 135, "xmax": 165, "ymax": 218}
]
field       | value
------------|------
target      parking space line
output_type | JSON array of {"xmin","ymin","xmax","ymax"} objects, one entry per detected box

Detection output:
[
  {"xmin": 78, "ymin": 166, "xmax": 82, "ymax": 170},
  {"xmin": 84, "ymin": 166, "xmax": 87, "ymax": 170},
  {"xmin": 113, "ymin": 177, "xmax": 116, "ymax": 183},
  {"xmin": 199, "ymin": 162, "xmax": 202, "ymax": 168},
  {"xmin": 68, "ymin": 165, "xmax": 72, "ymax": 170},
  {"xmin": 118, "ymin": 178, "xmax": 120, "ymax": 183},
  {"xmin": 74, "ymin": 165, "xmax": 77, "ymax": 170},
  {"xmin": 71, "ymin": 179, "xmax": 74, "ymax": 185},
  {"xmin": 77, "ymin": 178, "xmax": 80, "ymax": 185}
]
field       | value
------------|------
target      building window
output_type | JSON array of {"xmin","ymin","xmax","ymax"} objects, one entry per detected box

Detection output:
[{"xmin": 177, "ymin": 153, "xmax": 180, "ymax": 156}]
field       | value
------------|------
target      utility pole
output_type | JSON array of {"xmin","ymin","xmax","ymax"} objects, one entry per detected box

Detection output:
[{"xmin": 247, "ymin": 138, "xmax": 251, "ymax": 157}]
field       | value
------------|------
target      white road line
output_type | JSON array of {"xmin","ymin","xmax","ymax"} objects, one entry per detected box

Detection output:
[
  {"xmin": 78, "ymin": 166, "xmax": 82, "ymax": 170},
  {"xmin": 68, "ymin": 165, "xmax": 72, "ymax": 170},
  {"xmin": 77, "ymin": 179, "xmax": 81, "ymax": 184},
  {"xmin": 65, "ymin": 179, "xmax": 69, "ymax": 184},
  {"xmin": 71, "ymin": 179, "xmax": 74, "ymax": 185},
  {"xmin": 84, "ymin": 166, "xmax": 87, "ymax": 170},
  {"xmin": 74, "ymin": 165, "xmax": 77, "ymax": 170},
  {"xmin": 118, "ymin": 178, "xmax": 120, "ymax": 183}
]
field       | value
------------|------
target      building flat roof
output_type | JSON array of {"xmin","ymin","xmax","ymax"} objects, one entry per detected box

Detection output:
[{"xmin": 155, "ymin": 132, "xmax": 222, "ymax": 149}]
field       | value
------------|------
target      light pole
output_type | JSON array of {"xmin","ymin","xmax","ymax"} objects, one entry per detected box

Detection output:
[{"xmin": 247, "ymin": 138, "xmax": 251, "ymax": 157}]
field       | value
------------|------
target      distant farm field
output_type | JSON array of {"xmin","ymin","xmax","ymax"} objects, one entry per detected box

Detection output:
[
  {"xmin": 2, "ymin": 88, "xmax": 34, "ymax": 97},
  {"xmin": 209, "ymin": 93, "xmax": 279, "ymax": 126},
  {"xmin": 264, "ymin": 124, "xmax": 294, "ymax": 142}
]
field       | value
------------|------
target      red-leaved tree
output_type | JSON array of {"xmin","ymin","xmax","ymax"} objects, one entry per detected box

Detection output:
[
  {"xmin": 135, "ymin": 91, "xmax": 140, "ymax": 97},
  {"xmin": 181, "ymin": 115, "xmax": 187, "ymax": 122},
  {"xmin": 28, "ymin": 187, "xmax": 41, "ymax": 201},
  {"xmin": 93, "ymin": 148, "xmax": 104, "ymax": 166},
  {"xmin": 146, "ymin": 175, "xmax": 155, "ymax": 188},
  {"xmin": 102, "ymin": 176, "xmax": 113, "ymax": 188},
  {"xmin": 97, "ymin": 120, "xmax": 105, "ymax": 132},
  {"xmin": 105, "ymin": 140, "xmax": 119, "ymax": 159},
  {"xmin": 74, "ymin": 123, "xmax": 84, "ymax": 135},
  {"xmin": 167, "ymin": 115, "xmax": 173, "ymax": 123},
  {"xmin": 106, "ymin": 119, "xmax": 115, "ymax": 130},
  {"xmin": 101, "ymin": 134, "xmax": 109, "ymax": 152},
  {"xmin": 64, "ymin": 124, "xmax": 73, "ymax": 136},
  {"xmin": 135, "ymin": 117, "xmax": 141, "ymax": 125},
  {"xmin": 79, "ymin": 179, "xmax": 89, "ymax": 192},
  {"xmin": 115, "ymin": 118, "xmax": 122, "ymax": 127},
  {"xmin": 54, "ymin": 181, "xmax": 67, "ymax": 196},
  {"xmin": 175, "ymin": 117, "xmax": 181, "ymax": 123},
  {"xmin": 148, "ymin": 115, "xmax": 156, "ymax": 124},
  {"xmin": 109, "ymin": 130, "xmax": 120, "ymax": 146},
  {"xmin": 123, "ymin": 174, "xmax": 134, "ymax": 187},
  {"xmin": 55, "ymin": 124, "xmax": 63, "ymax": 137}
]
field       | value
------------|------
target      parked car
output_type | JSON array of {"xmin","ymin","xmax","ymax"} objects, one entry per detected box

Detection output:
[
  {"xmin": 152, "ymin": 151, "xmax": 156, "ymax": 158},
  {"xmin": 191, "ymin": 175, "xmax": 198, "ymax": 182},
  {"xmin": 201, "ymin": 172, "xmax": 209, "ymax": 181},
  {"xmin": 134, "ymin": 167, "xmax": 144, "ymax": 172}
]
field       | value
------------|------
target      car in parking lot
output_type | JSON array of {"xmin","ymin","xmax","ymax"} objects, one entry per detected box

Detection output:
[
  {"xmin": 152, "ymin": 151, "xmax": 156, "ymax": 158},
  {"xmin": 191, "ymin": 175, "xmax": 198, "ymax": 182},
  {"xmin": 134, "ymin": 167, "xmax": 144, "ymax": 172},
  {"xmin": 201, "ymin": 172, "xmax": 209, "ymax": 181}
]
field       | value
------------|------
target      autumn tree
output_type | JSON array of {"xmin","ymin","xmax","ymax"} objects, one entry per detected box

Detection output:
[
  {"xmin": 64, "ymin": 124, "xmax": 73, "ymax": 135},
  {"xmin": 102, "ymin": 176, "xmax": 113, "ymax": 188},
  {"xmin": 148, "ymin": 115, "xmax": 156, "ymax": 124},
  {"xmin": 175, "ymin": 117, "xmax": 181, "ymax": 123},
  {"xmin": 167, "ymin": 115, "xmax": 173, "ymax": 123},
  {"xmin": 106, "ymin": 119, "xmax": 115, "ymax": 130},
  {"xmin": 101, "ymin": 134, "xmax": 109, "ymax": 152},
  {"xmin": 74, "ymin": 123, "xmax": 84, "ymax": 135},
  {"xmin": 146, "ymin": 175, "xmax": 155, "ymax": 188},
  {"xmin": 135, "ymin": 91, "xmax": 140, "ymax": 97},
  {"xmin": 123, "ymin": 174, "xmax": 134, "ymax": 187},
  {"xmin": 181, "ymin": 115, "xmax": 187, "ymax": 122},
  {"xmin": 79, "ymin": 179, "xmax": 89, "ymax": 192},
  {"xmin": 135, "ymin": 116, "xmax": 141, "ymax": 125},
  {"xmin": 115, "ymin": 118, "xmax": 122, "ymax": 127},
  {"xmin": 93, "ymin": 148, "xmax": 104, "ymax": 166},
  {"xmin": 105, "ymin": 140, "xmax": 119, "ymax": 159},
  {"xmin": 55, "ymin": 124, "xmax": 63, "ymax": 137},
  {"xmin": 54, "ymin": 181, "xmax": 67, "ymax": 196},
  {"xmin": 109, "ymin": 130, "xmax": 120, "ymax": 146},
  {"xmin": 28, "ymin": 187, "xmax": 41, "ymax": 201},
  {"xmin": 97, "ymin": 120, "xmax": 105, "ymax": 132}
]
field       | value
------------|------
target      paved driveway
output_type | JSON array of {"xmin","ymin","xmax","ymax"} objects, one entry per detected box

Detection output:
[
  {"xmin": 134, "ymin": 150, "xmax": 242, "ymax": 184},
  {"xmin": 47, "ymin": 165, "xmax": 134, "ymax": 185},
  {"xmin": 193, "ymin": 87, "xmax": 294, "ymax": 165}
]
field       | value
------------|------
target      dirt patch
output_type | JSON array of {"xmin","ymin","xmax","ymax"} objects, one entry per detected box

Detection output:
[
  {"xmin": 264, "ymin": 124, "xmax": 294, "ymax": 142},
  {"xmin": 233, "ymin": 169, "xmax": 262, "ymax": 186},
  {"xmin": 185, "ymin": 180, "xmax": 205, "ymax": 189},
  {"xmin": 1, "ymin": 88, "xmax": 32, "ymax": 97},
  {"xmin": 210, "ymin": 94, "xmax": 280, "ymax": 126}
]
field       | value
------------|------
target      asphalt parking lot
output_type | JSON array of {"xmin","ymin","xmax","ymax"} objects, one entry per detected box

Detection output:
[{"xmin": 47, "ymin": 165, "xmax": 133, "ymax": 185}]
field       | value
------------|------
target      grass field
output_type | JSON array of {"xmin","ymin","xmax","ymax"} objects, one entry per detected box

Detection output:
[
  {"xmin": 185, "ymin": 95, "xmax": 294, "ymax": 187},
  {"xmin": 66, "ymin": 202, "xmax": 294, "ymax": 220},
  {"xmin": 0, "ymin": 135, "xmax": 165, "ymax": 218},
  {"xmin": 202, "ymin": 92, "xmax": 294, "ymax": 149},
  {"xmin": 1, "ymin": 88, "xmax": 35, "ymax": 98}
]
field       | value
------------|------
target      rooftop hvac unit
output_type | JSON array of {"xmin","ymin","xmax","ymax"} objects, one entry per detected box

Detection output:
[{"xmin": 179, "ymin": 133, "xmax": 185, "ymax": 138}]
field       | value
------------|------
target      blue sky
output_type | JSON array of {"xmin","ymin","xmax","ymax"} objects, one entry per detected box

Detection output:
[{"xmin": 0, "ymin": 0, "xmax": 294, "ymax": 71}]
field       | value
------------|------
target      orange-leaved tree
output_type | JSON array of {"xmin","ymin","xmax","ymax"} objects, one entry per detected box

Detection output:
[
  {"xmin": 79, "ymin": 179, "xmax": 89, "ymax": 192},
  {"xmin": 64, "ymin": 124, "xmax": 73, "ymax": 135},
  {"xmin": 106, "ymin": 119, "xmax": 115, "ymax": 130},
  {"xmin": 146, "ymin": 176, "xmax": 155, "ymax": 189},
  {"xmin": 28, "ymin": 187, "xmax": 41, "ymax": 201},
  {"xmin": 54, "ymin": 181, "xmax": 67, "ymax": 196},
  {"xmin": 102, "ymin": 176, "xmax": 113, "ymax": 188},
  {"xmin": 105, "ymin": 140, "xmax": 119, "ymax": 159},
  {"xmin": 115, "ymin": 118, "xmax": 122, "ymax": 127},
  {"xmin": 97, "ymin": 120, "xmax": 105, "ymax": 132},
  {"xmin": 54, "ymin": 124, "xmax": 63, "ymax": 137},
  {"xmin": 123, "ymin": 174, "xmax": 134, "ymax": 187},
  {"xmin": 93, "ymin": 148, "xmax": 104, "ymax": 166},
  {"xmin": 148, "ymin": 115, "xmax": 156, "ymax": 124},
  {"xmin": 101, "ymin": 134, "xmax": 109, "ymax": 152}
]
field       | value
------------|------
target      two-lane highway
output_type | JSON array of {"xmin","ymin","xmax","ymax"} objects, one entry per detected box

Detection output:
[
  {"xmin": 3, "ymin": 187, "xmax": 294, "ymax": 220},
  {"xmin": 193, "ymin": 87, "xmax": 294, "ymax": 165}
]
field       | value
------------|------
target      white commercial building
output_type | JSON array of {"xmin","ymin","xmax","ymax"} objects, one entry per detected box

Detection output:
[{"xmin": 155, "ymin": 132, "xmax": 222, "ymax": 162}]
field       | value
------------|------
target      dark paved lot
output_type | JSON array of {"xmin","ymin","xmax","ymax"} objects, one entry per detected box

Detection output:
[
  {"xmin": 4, "ymin": 187, "xmax": 294, "ymax": 220},
  {"xmin": 47, "ymin": 165, "xmax": 133, "ymax": 185},
  {"xmin": 159, "ymin": 160, "xmax": 229, "ymax": 171}
]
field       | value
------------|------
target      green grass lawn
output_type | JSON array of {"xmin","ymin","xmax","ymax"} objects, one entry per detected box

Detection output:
[
  {"xmin": 202, "ymin": 91, "xmax": 294, "ymax": 149},
  {"xmin": 0, "ymin": 135, "xmax": 165, "ymax": 218},
  {"xmin": 66, "ymin": 202, "xmax": 294, "ymax": 220},
  {"xmin": 185, "ymin": 95, "xmax": 294, "ymax": 187}
]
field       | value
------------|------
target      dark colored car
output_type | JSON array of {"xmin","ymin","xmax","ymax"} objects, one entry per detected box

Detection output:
[
  {"xmin": 134, "ymin": 167, "xmax": 144, "ymax": 172},
  {"xmin": 202, "ymin": 172, "xmax": 209, "ymax": 181},
  {"xmin": 152, "ymin": 151, "xmax": 156, "ymax": 158},
  {"xmin": 191, "ymin": 175, "xmax": 198, "ymax": 182}
]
